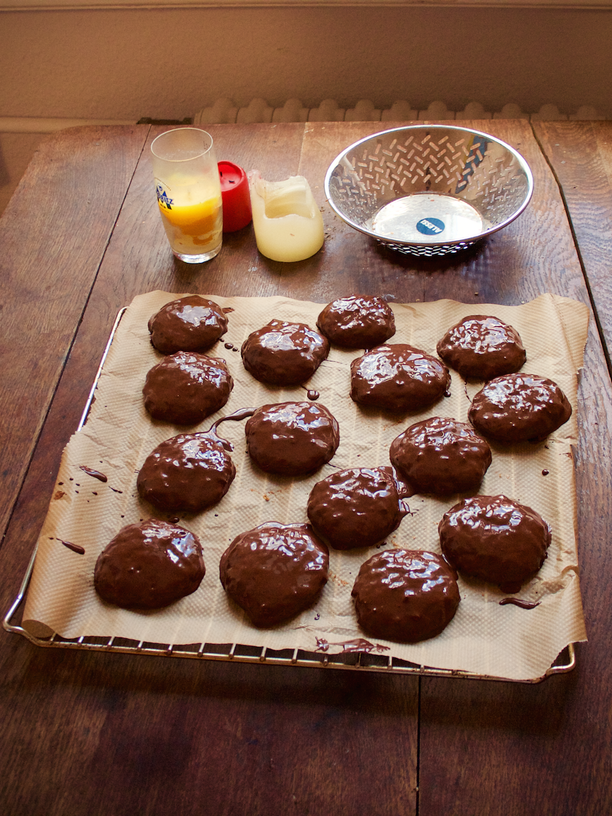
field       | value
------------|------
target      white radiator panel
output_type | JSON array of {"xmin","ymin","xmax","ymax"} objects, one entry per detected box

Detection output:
[{"xmin": 194, "ymin": 98, "xmax": 606, "ymax": 125}]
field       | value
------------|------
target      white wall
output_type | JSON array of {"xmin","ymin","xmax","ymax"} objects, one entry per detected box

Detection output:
[{"xmin": 2, "ymin": 7, "xmax": 611, "ymax": 121}]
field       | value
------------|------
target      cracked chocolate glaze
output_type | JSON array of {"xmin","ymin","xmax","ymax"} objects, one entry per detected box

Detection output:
[
  {"xmin": 241, "ymin": 319, "xmax": 329, "ymax": 386},
  {"xmin": 307, "ymin": 466, "xmax": 407, "ymax": 550},
  {"xmin": 94, "ymin": 519, "xmax": 205, "ymax": 609},
  {"xmin": 245, "ymin": 401, "xmax": 340, "ymax": 475},
  {"xmin": 468, "ymin": 372, "xmax": 572, "ymax": 444},
  {"xmin": 137, "ymin": 431, "xmax": 235, "ymax": 513},
  {"xmin": 439, "ymin": 494, "xmax": 552, "ymax": 592},
  {"xmin": 350, "ymin": 344, "xmax": 451, "ymax": 413},
  {"xmin": 437, "ymin": 315, "xmax": 526, "ymax": 380},
  {"xmin": 143, "ymin": 351, "xmax": 233, "ymax": 425},
  {"xmin": 389, "ymin": 416, "xmax": 492, "ymax": 496},
  {"xmin": 316, "ymin": 295, "xmax": 396, "ymax": 349},
  {"xmin": 148, "ymin": 295, "xmax": 228, "ymax": 355},
  {"xmin": 219, "ymin": 521, "xmax": 329, "ymax": 627},
  {"xmin": 352, "ymin": 549, "xmax": 460, "ymax": 643}
]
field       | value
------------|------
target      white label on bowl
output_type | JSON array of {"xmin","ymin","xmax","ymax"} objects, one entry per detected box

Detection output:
[{"xmin": 416, "ymin": 217, "xmax": 445, "ymax": 235}]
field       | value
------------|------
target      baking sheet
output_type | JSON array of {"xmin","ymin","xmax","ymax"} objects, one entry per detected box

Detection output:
[{"xmin": 20, "ymin": 291, "xmax": 589, "ymax": 682}]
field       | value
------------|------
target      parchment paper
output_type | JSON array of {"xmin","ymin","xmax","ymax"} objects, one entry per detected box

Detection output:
[{"xmin": 22, "ymin": 291, "xmax": 589, "ymax": 681}]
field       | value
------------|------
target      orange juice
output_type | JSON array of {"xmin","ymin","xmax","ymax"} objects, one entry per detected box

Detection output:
[
  {"xmin": 151, "ymin": 128, "xmax": 222, "ymax": 263},
  {"xmin": 156, "ymin": 177, "xmax": 222, "ymax": 260}
]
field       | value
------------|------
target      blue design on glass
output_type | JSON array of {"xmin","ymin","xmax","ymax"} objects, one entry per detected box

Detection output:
[
  {"xmin": 417, "ymin": 217, "xmax": 445, "ymax": 235},
  {"xmin": 156, "ymin": 183, "xmax": 173, "ymax": 210}
]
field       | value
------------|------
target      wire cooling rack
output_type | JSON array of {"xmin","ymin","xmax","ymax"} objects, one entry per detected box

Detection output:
[
  {"xmin": 4, "ymin": 554, "xmax": 575, "ymax": 683},
  {"xmin": 3, "ymin": 307, "xmax": 577, "ymax": 684}
]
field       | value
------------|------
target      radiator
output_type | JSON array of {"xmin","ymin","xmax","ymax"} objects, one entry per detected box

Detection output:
[
  {"xmin": 193, "ymin": 98, "xmax": 606, "ymax": 125},
  {"xmin": 0, "ymin": 100, "xmax": 605, "ymax": 136}
]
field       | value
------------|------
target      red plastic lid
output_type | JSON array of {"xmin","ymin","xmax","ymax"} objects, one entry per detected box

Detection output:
[{"xmin": 218, "ymin": 161, "xmax": 252, "ymax": 232}]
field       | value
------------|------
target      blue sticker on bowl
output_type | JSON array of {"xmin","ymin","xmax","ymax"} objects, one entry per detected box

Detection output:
[{"xmin": 416, "ymin": 217, "xmax": 445, "ymax": 236}]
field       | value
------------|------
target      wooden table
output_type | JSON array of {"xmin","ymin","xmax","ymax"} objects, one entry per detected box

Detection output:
[{"xmin": 1, "ymin": 121, "xmax": 611, "ymax": 815}]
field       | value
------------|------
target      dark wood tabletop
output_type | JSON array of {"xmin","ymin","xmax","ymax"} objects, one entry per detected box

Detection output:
[{"xmin": 1, "ymin": 120, "xmax": 611, "ymax": 816}]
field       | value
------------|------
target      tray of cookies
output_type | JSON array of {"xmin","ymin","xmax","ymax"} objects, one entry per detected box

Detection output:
[{"xmin": 4, "ymin": 290, "xmax": 589, "ymax": 682}]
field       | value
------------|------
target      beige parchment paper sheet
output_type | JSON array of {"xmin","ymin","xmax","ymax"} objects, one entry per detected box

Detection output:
[{"xmin": 22, "ymin": 290, "xmax": 589, "ymax": 681}]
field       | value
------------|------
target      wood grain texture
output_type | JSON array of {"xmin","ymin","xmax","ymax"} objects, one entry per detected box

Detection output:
[
  {"xmin": 533, "ymin": 121, "xmax": 612, "ymax": 361},
  {"xmin": 2, "ymin": 121, "xmax": 612, "ymax": 816},
  {"xmin": 0, "ymin": 643, "xmax": 417, "ymax": 816},
  {"xmin": 0, "ymin": 125, "xmax": 149, "ymax": 538}
]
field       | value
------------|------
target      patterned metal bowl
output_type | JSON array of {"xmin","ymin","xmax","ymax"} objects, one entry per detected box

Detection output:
[{"xmin": 324, "ymin": 125, "xmax": 534, "ymax": 257}]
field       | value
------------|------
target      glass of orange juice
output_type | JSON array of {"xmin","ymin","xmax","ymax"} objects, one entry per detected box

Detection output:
[{"xmin": 151, "ymin": 128, "xmax": 223, "ymax": 263}]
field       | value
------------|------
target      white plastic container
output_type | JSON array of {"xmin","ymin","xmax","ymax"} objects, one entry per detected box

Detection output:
[{"xmin": 248, "ymin": 172, "xmax": 324, "ymax": 262}]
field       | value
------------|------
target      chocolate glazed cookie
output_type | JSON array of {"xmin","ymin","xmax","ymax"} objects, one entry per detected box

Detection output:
[
  {"xmin": 350, "ymin": 344, "xmax": 451, "ymax": 413},
  {"xmin": 241, "ymin": 319, "xmax": 329, "ymax": 385},
  {"xmin": 389, "ymin": 416, "xmax": 492, "ymax": 496},
  {"xmin": 307, "ymin": 466, "xmax": 407, "ymax": 549},
  {"xmin": 437, "ymin": 315, "xmax": 526, "ymax": 380},
  {"xmin": 245, "ymin": 401, "xmax": 340, "ymax": 475},
  {"xmin": 439, "ymin": 494, "xmax": 552, "ymax": 593},
  {"xmin": 148, "ymin": 295, "xmax": 229, "ymax": 354},
  {"xmin": 220, "ymin": 521, "xmax": 329, "ymax": 626},
  {"xmin": 352, "ymin": 549, "xmax": 460, "ymax": 643},
  {"xmin": 94, "ymin": 519, "xmax": 205, "ymax": 610},
  {"xmin": 468, "ymin": 372, "xmax": 572, "ymax": 443},
  {"xmin": 143, "ymin": 351, "xmax": 233, "ymax": 425},
  {"xmin": 137, "ymin": 432, "xmax": 236, "ymax": 513},
  {"xmin": 316, "ymin": 295, "xmax": 396, "ymax": 349}
]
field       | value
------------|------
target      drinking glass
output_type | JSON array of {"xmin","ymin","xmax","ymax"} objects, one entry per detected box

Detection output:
[{"xmin": 151, "ymin": 128, "xmax": 223, "ymax": 263}]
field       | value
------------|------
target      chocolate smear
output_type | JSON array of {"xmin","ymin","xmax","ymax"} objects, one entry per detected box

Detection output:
[
  {"xmin": 79, "ymin": 466, "xmax": 108, "ymax": 482},
  {"xmin": 55, "ymin": 537, "xmax": 85, "ymax": 555},
  {"xmin": 499, "ymin": 598, "xmax": 540, "ymax": 609}
]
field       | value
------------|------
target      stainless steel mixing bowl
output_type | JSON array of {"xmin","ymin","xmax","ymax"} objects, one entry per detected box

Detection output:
[{"xmin": 324, "ymin": 125, "xmax": 534, "ymax": 257}]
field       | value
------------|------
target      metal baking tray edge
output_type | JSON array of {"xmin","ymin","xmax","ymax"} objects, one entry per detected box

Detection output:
[{"xmin": 3, "ymin": 307, "xmax": 577, "ymax": 684}]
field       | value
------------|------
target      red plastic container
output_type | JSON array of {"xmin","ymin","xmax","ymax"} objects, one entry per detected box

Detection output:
[{"xmin": 218, "ymin": 161, "xmax": 252, "ymax": 232}]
